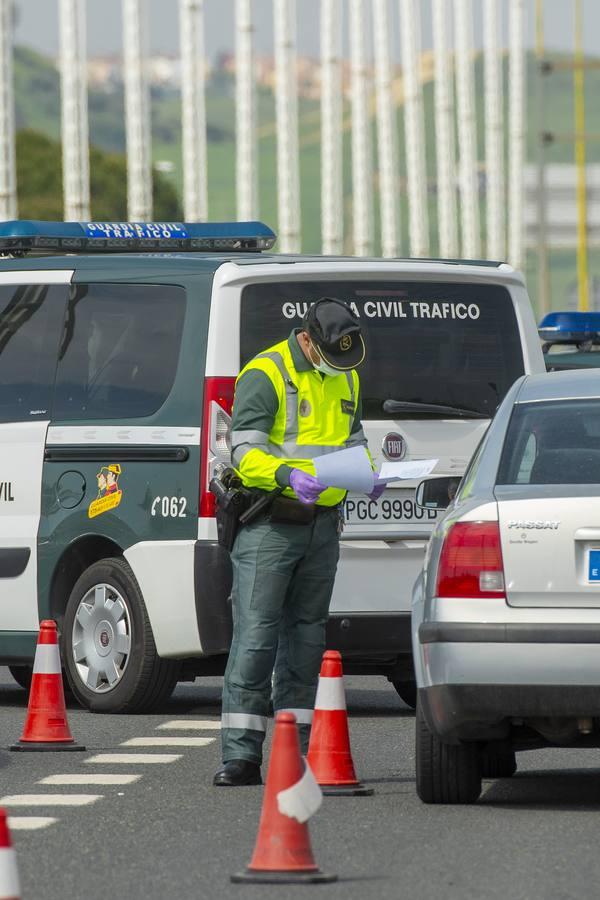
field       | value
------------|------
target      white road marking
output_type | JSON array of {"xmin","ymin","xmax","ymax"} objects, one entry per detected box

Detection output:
[
  {"xmin": 8, "ymin": 817, "xmax": 58, "ymax": 831},
  {"xmin": 157, "ymin": 719, "xmax": 221, "ymax": 731},
  {"xmin": 85, "ymin": 753, "xmax": 182, "ymax": 765},
  {"xmin": 38, "ymin": 774, "xmax": 141, "ymax": 786},
  {"xmin": 121, "ymin": 737, "xmax": 215, "ymax": 748},
  {"xmin": 1, "ymin": 794, "xmax": 102, "ymax": 807}
]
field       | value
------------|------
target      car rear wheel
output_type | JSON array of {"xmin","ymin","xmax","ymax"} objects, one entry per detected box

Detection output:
[
  {"xmin": 8, "ymin": 665, "xmax": 32, "ymax": 692},
  {"xmin": 481, "ymin": 746, "xmax": 517, "ymax": 779},
  {"xmin": 61, "ymin": 557, "xmax": 180, "ymax": 713},
  {"xmin": 392, "ymin": 680, "xmax": 417, "ymax": 710},
  {"xmin": 416, "ymin": 697, "xmax": 482, "ymax": 804}
]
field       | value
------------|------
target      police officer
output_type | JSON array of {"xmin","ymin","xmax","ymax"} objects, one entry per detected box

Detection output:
[{"xmin": 213, "ymin": 297, "xmax": 385, "ymax": 786}]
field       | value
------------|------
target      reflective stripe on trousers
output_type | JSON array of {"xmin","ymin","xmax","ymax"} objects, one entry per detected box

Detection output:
[
  {"xmin": 221, "ymin": 712, "xmax": 267, "ymax": 732},
  {"xmin": 274, "ymin": 708, "xmax": 314, "ymax": 725}
]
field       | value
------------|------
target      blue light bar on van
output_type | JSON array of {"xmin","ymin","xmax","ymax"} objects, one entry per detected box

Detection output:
[
  {"xmin": 0, "ymin": 220, "xmax": 277, "ymax": 253},
  {"xmin": 539, "ymin": 311, "xmax": 600, "ymax": 345}
]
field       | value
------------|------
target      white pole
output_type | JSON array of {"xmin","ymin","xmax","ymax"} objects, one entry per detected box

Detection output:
[
  {"xmin": 508, "ymin": 0, "xmax": 526, "ymax": 270},
  {"xmin": 400, "ymin": 0, "xmax": 429, "ymax": 257},
  {"xmin": 59, "ymin": 0, "xmax": 90, "ymax": 221},
  {"xmin": 0, "ymin": 0, "xmax": 16, "ymax": 220},
  {"xmin": 180, "ymin": 0, "xmax": 208, "ymax": 221},
  {"xmin": 483, "ymin": 0, "xmax": 504, "ymax": 259},
  {"xmin": 122, "ymin": 0, "xmax": 152, "ymax": 220},
  {"xmin": 453, "ymin": 0, "xmax": 480, "ymax": 258},
  {"xmin": 236, "ymin": 0, "xmax": 257, "ymax": 221},
  {"xmin": 431, "ymin": 0, "xmax": 458, "ymax": 257},
  {"xmin": 274, "ymin": 0, "xmax": 301, "ymax": 252},
  {"xmin": 373, "ymin": 0, "xmax": 400, "ymax": 258},
  {"xmin": 320, "ymin": 0, "xmax": 343, "ymax": 255},
  {"xmin": 349, "ymin": 0, "xmax": 374, "ymax": 256}
]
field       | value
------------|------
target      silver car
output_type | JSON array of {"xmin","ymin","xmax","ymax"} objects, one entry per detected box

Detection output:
[{"xmin": 412, "ymin": 369, "xmax": 600, "ymax": 804}]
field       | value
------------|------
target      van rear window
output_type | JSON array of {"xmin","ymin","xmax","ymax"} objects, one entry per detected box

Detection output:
[
  {"xmin": 53, "ymin": 283, "xmax": 186, "ymax": 421},
  {"xmin": 240, "ymin": 281, "xmax": 524, "ymax": 419}
]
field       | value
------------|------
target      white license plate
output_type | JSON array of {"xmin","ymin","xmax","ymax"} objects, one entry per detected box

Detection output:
[{"xmin": 342, "ymin": 488, "xmax": 440, "ymax": 527}]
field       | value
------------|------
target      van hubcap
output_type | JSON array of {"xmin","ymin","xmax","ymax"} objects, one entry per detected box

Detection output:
[{"xmin": 72, "ymin": 584, "xmax": 132, "ymax": 693}]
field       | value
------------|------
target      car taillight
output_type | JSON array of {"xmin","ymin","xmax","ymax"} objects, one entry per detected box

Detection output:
[
  {"xmin": 199, "ymin": 376, "xmax": 236, "ymax": 518},
  {"xmin": 436, "ymin": 521, "xmax": 505, "ymax": 599}
]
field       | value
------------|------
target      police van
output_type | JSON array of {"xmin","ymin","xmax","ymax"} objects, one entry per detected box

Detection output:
[{"xmin": 0, "ymin": 220, "xmax": 545, "ymax": 712}]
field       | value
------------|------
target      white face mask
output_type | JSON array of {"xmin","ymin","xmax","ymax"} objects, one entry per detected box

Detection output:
[{"xmin": 309, "ymin": 341, "xmax": 340, "ymax": 377}]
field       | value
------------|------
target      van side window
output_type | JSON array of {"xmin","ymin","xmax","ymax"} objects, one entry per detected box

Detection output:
[
  {"xmin": 53, "ymin": 284, "xmax": 186, "ymax": 421},
  {"xmin": 0, "ymin": 283, "xmax": 67, "ymax": 424}
]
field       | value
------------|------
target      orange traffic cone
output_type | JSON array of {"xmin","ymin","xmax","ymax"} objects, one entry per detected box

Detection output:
[
  {"xmin": 307, "ymin": 650, "xmax": 373, "ymax": 796},
  {"xmin": 0, "ymin": 809, "xmax": 20, "ymax": 900},
  {"xmin": 231, "ymin": 712, "xmax": 337, "ymax": 884},
  {"xmin": 10, "ymin": 620, "xmax": 84, "ymax": 752}
]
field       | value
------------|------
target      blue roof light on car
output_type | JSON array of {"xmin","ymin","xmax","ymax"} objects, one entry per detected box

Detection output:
[
  {"xmin": 539, "ymin": 311, "xmax": 600, "ymax": 345},
  {"xmin": 0, "ymin": 220, "xmax": 277, "ymax": 254}
]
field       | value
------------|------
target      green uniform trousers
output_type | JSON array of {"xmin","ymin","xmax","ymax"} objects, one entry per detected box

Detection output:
[{"xmin": 221, "ymin": 507, "xmax": 341, "ymax": 764}]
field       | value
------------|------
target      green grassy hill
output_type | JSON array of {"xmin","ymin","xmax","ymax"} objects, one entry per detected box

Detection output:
[{"xmin": 13, "ymin": 45, "xmax": 600, "ymax": 313}]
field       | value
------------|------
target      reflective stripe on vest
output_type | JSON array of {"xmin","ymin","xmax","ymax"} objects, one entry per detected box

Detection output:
[
  {"xmin": 255, "ymin": 349, "xmax": 298, "ymax": 444},
  {"xmin": 232, "ymin": 435, "xmax": 354, "ymax": 467}
]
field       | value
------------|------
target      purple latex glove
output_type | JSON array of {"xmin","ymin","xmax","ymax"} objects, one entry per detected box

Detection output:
[
  {"xmin": 289, "ymin": 469, "xmax": 327, "ymax": 505},
  {"xmin": 367, "ymin": 472, "xmax": 386, "ymax": 501}
]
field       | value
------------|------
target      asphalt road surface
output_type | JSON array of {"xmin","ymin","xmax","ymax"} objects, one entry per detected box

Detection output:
[{"xmin": 2, "ymin": 668, "xmax": 600, "ymax": 900}]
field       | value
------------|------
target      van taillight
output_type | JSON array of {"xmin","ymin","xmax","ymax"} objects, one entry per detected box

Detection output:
[
  {"xmin": 199, "ymin": 376, "xmax": 236, "ymax": 518},
  {"xmin": 436, "ymin": 521, "xmax": 505, "ymax": 599}
]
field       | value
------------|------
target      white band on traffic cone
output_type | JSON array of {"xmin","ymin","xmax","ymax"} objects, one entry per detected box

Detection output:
[
  {"xmin": 32, "ymin": 644, "xmax": 62, "ymax": 675},
  {"xmin": 314, "ymin": 676, "xmax": 346, "ymax": 711},
  {"xmin": 0, "ymin": 846, "xmax": 21, "ymax": 898},
  {"xmin": 277, "ymin": 759, "xmax": 323, "ymax": 823}
]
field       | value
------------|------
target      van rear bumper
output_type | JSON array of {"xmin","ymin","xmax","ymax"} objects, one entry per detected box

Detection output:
[
  {"xmin": 326, "ymin": 612, "xmax": 412, "ymax": 668},
  {"xmin": 193, "ymin": 541, "xmax": 413, "ymax": 671},
  {"xmin": 194, "ymin": 541, "xmax": 233, "ymax": 655}
]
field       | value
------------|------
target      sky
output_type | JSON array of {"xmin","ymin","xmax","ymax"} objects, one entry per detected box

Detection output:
[{"xmin": 12, "ymin": 1, "xmax": 600, "ymax": 61}]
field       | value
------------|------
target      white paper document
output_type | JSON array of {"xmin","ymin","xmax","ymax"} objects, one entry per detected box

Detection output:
[
  {"xmin": 378, "ymin": 459, "xmax": 438, "ymax": 483},
  {"xmin": 314, "ymin": 446, "xmax": 375, "ymax": 493}
]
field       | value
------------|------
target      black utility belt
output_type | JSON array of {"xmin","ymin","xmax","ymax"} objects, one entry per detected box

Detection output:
[
  {"xmin": 210, "ymin": 467, "xmax": 340, "ymax": 553},
  {"xmin": 266, "ymin": 494, "xmax": 338, "ymax": 526}
]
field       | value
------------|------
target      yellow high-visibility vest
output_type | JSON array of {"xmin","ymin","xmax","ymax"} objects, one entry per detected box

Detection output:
[{"xmin": 231, "ymin": 337, "xmax": 366, "ymax": 506}]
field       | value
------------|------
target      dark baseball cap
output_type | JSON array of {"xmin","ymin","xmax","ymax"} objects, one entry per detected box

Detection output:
[{"xmin": 302, "ymin": 297, "xmax": 365, "ymax": 371}]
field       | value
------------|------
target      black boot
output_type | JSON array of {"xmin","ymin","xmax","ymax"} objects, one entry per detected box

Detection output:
[{"xmin": 213, "ymin": 759, "xmax": 262, "ymax": 786}]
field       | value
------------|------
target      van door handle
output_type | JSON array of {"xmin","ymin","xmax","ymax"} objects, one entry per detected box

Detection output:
[{"xmin": 574, "ymin": 528, "xmax": 600, "ymax": 541}]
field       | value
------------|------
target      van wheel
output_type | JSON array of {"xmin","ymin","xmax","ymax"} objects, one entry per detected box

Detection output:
[
  {"xmin": 61, "ymin": 557, "xmax": 180, "ymax": 713},
  {"xmin": 416, "ymin": 698, "xmax": 482, "ymax": 804},
  {"xmin": 392, "ymin": 680, "xmax": 417, "ymax": 710},
  {"xmin": 481, "ymin": 746, "xmax": 517, "ymax": 779},
  {"xmin": 8, "ymin": 665, "xmax": 32, "ymax": 691}
]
